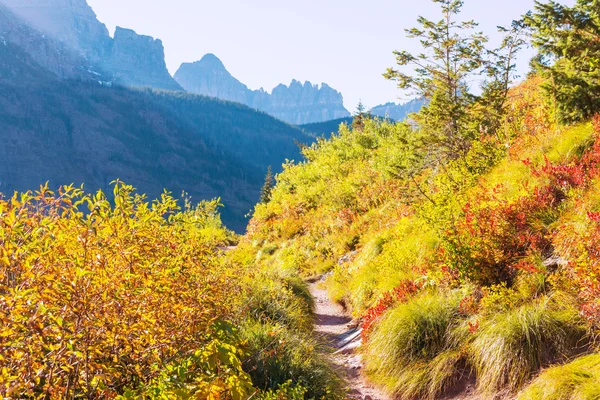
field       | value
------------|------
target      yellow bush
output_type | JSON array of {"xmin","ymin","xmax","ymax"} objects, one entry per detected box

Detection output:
[{"xmin": 0, "ymin": 182, "xmax": 243, "ymax": 398}]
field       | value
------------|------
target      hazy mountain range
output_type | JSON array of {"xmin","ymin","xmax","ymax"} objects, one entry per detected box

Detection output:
[{"xmin": 175, "ymin": 54, "xmax": 351, "ymax": 125}]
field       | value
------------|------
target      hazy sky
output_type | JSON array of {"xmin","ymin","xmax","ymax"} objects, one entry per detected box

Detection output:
[{"xmin": 87, "ymin": 0, "xmax": 575, "ymax": 110}]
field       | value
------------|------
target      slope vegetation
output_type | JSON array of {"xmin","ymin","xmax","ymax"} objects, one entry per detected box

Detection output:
[{"xmin": 240, "ymin": 77, "xmax": 600, "ymax": 398}]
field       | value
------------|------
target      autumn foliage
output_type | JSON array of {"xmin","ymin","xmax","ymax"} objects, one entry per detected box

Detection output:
[{"xmin": 0, "ymin": 182, "xmax": 254, "ymax": 399}]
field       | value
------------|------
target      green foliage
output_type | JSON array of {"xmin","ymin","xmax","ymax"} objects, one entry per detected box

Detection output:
[
  {"xmin": 260, "ymin": 166, "xmax": 276, "ymax": 204},
  {"xmin": 518, "ymin": 354, "xmax": 600, "ymax": 400},
  {"xmin": 525, "ymin": 0, "xmax": 600, "ymax": 123},
  {"xmin": 121, "ymin": 322, "xmax": 255, "ymax": 400},
  {"xmin": 241, "ymin": 322, "xmax": 344, "ymax": 400},
  {"xmin": 257, "ymin": 381, "xmax": 308, "ymax": 400}
]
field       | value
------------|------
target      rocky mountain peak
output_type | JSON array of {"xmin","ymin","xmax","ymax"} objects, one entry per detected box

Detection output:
[
  {"xmin": 0, "ymin": 0, "xmax": 111, "ymax": 63},
  {"xmin": 198, "ymin": 53, "xmax": 226, "ymax": 70},
  {"xmin": 174, "ymin": 53, "xmax": 248, "ymax": 103},
  {"xmin": 175, "ymin": 56, "xmax": 351, "ymax": 125}
]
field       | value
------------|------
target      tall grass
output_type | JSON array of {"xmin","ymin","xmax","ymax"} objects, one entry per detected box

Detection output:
[
  {"xmin": 241, "ymin": 322, "xmax": 344, "ymax": 399},
  {"xmin": 518, "ymin": 354, "xmax": 600, "ymax": 400},
  {"xmin": 469, "ymin": 295, "xmax": 588, "ymax": 394},
  {"xmin": 364, "ymin": 290, "xmax": 466, "ymax": 399}
]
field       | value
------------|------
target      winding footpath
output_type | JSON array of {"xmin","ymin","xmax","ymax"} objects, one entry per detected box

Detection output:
[{"xmin": 309, "ymin": 280, "xmax": 389, "ymax": 400}]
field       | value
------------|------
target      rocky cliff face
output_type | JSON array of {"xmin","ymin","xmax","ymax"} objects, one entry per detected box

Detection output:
[
  {"xmin": 0, "ymin": 4, "xmax": 105, "ymax": 81},
  {"xmin": 104, "ymin": 27, "xmax": 182, "ymax": 91},
  {"xmin": 0, "ymin": 0, "xmax": 181, "ymax": 91},
  {"xmin": 0, "ymin": 0, "xmax": 111, "ymax": 63},
  {"xmin": 261, "ymin": 80, "xmax": 349, "ymax": 125},
  {"xmin": 175, "ymin": 54, "xmax": 350, "ymax": 125}
]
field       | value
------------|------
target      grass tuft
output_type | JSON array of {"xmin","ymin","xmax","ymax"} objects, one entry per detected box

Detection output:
[
  {"xmin": 241, "ymin": 322, "xmax": 344, "ymax": 399},
  {"xmin": 364, "ymin": 290, "xmax": 466, "ymax": 399},
  {"xmin": 518, "ymin": 354, "xmax": 600, "ymax": 400},
  {"xmin": 469, "ymin": 295, "xmax": 587, "ymax": 394}
]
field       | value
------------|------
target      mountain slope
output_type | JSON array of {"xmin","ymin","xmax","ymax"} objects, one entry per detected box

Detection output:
[
  {"xmin": 300, "ymin": 117, "xmax": 354, "ymax": 137},
  {"xmin": 0, "ymin": 12, "xmax": 312, "ymax": 232},
  {"xmin": 175, "ymin": 54, "xmax": 351, "ymax": 125}
]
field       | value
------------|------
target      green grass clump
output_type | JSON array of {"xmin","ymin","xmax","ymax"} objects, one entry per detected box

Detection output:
[
  {"xmin": 470, "ymin": 295, "xmax": 587, "ymax": 394},
  {"xmin": 364, "ymin": 290, "xmax": 466, "ymax": 399},
  {"xmin": 241, "ymin": 322, "xmax": 344, "ymax": 399},
  {"xmin": 244, "ymin": 271, "xmax": 314, "ymax": 331},
  {"xmin": 518, "ymin": 354, "xmax": 600, "ymax": 400}
]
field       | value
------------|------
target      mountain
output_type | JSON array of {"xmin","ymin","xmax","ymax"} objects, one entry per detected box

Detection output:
[
  {"xmin": 174, "ymin": 54, "xmax": 351, "ymax": 125},
  {"xmin": 0, "ymin": 0, "xmax": 181, "ymax": 91},
  {"xmin": 0, "ymin": 9, "xmax": 312, "ymax": 232},
  {"xmin": 0, "ymin": 4, "xmax": 105, "ymax": 81},
  {"xmin": 370, "ymin": 99, "xmax": 424, "ymax": 120},
  {"xmin": 0, "ymin": 0, "xmax": 111, "ymax": 64}
]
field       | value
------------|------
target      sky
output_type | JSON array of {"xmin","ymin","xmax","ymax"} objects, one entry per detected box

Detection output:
[{"xmin": 87, "ymin": 0, "xmax": 575, "ymax": 111}]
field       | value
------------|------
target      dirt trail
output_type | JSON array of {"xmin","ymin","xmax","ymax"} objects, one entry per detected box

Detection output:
[{"xmin": 309, "ymin": 280, "xmax": 390, "ymax": 400}]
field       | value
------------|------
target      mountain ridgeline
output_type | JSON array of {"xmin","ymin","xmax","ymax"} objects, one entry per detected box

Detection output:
[{"xmin": 175, "ymin": 54, "xmax": 351, "ymax": 125}]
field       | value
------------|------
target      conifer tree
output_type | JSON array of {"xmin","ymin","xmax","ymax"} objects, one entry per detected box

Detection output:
[
  {"xmin": 385, "ymin": 0, "xmax": 525, "ymax": 157},
  {"xmin": 260, "ymin": 166, "xmax": 274, "ymax": 204},
  {"xmin": 525, "ymin": 0, "xmax": 600, "ymax": 123},
  {"xmin": 352, "ymin": 101, "xmax": 369, "ymax": 131},
  {"xmin": 385, "ymin": 0, "xmax": 488, "ymax": 157}
]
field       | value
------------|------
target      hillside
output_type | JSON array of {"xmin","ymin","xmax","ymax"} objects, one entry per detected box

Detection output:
[
  {"xmin": 300, "ymin": 117, "xmax": 354, "ymax": 137},
  {"xmin": 242, "ymin": 75, "xmax": 600, "ymax": 399},
  {"xmin": 236, "ymin": 0, "xmax": 600, "ymax": 397}
]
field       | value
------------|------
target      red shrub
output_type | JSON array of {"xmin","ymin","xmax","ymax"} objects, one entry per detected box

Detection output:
[
  {"xmin": 442, "ymin": 133, "xmax": 600, "ymax": 286},
  {"xmin": 441, "ymin": 187, "xmax": 553, "ymax": 285},
  {"xmin": 361, "ymin": 280, "xmax": 419, "ymax": 342}
]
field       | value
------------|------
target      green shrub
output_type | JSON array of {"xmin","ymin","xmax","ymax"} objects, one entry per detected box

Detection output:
[
  {"xmin": 241, "ymin": 322, "xmax": 344, "ymax": 400},
  {"xmin": 518, "ymin": 354, "xmax": 600, "ymax": 400},
  {"xmin": 470, "ymin": 295, "xmax": 588, "ymax": 394},
  {"xmin": 257, "ymin": 381, "xmax": 308, "ymax": 400}
]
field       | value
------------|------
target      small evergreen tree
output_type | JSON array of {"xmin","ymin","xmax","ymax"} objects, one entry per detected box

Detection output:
[
  {"xmin": 352, "ymin": 101, "xmax": 370, "ymax": 131},
  {"xmin": 385, "ymin": 0, "xmax": 488, "ymax": 157},
  {"xmin": 385, "ymin": 0, "xmax": 525, "ymax": 157},
  {"xmin": 525, "ymin": 0, "xmax": 600, "ymax": 123},
  {"xmin": 260, "ymin": 166, "xmax": 275, "ymax": 204}
]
